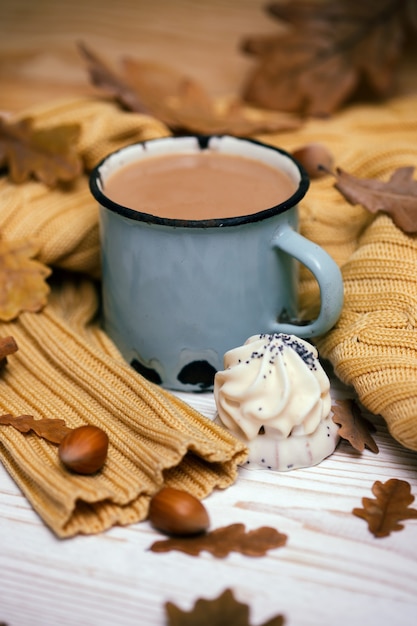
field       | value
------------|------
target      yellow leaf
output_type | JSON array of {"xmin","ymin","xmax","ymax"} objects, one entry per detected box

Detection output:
[{"xmin": 0, "ymin": 238, "xmax": 51, "ymax": 321}]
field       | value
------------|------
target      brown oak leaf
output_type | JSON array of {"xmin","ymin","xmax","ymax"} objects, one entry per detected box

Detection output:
[
  {"xmin": 150, "ymin": 523, "xmax": 287, "ymax": 558},
  {"xmin": 166, "ymin": 588, "xmax": 285, "ymax": 626},
  {"xmin": 241, "ymin": 0, "xmax": 417, "ymax": 116},
  {"xmin": 77, "ymin": 42, "xmax": 148, "ymax": 114},
  {"xmin": 353, "ymin": 478, "xmax": 417, "ymax": 537},
  {"xmin": 0, "ymin": 414, "xmax": 72, "ymax": 444},
  {"xmin": 332, "ymin": 399, "xmax": 379, "ymax": 453},
  {"xmin": 0, "ymin": 238, "xmax": 51, "ymax": 321},
  {"xmin": 0, "ymin": 116, "xmax": 82, "ymax": 186},
  {"xmin": 0, "ymin": 335, "xmax": 18, "ymax": 369},
  {"xmin": 333, "ymin": 166, "xmax": 417, "ymax": 233},
  {"xmin": 79, "ymin": 42, "xmax": 300, "ymax": 136}
]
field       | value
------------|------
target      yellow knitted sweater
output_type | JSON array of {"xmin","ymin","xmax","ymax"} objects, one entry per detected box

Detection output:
[
  {"xmin": 1, "ymin": 94, "xmax": 417, "ymax": 536},
  {"xmin": 0, "ymin": 98, "xmax": 248, "ymax": 538},
  {"xmin": 258, "ymin": 94, "xmax": 417, "ymax": 452}
]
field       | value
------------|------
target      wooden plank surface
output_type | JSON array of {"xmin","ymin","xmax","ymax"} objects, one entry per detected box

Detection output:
[
  {"xmin": 0, "ymin": 0, "xmax": 280, "ymax": 113},
  {"xmin": 1, "ymin": 2, "xmax": 417, "ymax": 625},
  {"xmin": 1, "ymin": 389, "xmax": 417, "ymax": 626},
  {"xmin": 1, "ymin": 0, "xmax": 417, "ymax": 113}
]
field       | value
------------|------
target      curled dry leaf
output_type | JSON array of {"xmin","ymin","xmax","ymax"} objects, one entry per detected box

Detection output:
[
  {"xmin": 332, "ymin": 399, "xmax": 379, "ymax": 453},
  {"xmin": 150, "ymin": 522, "xmax": 287, "ymax": 558},
  {"xmin": 353, "ymin": 478, "xmax": 417, "ymax": 537},
  {"xmin": 0, "ymin": 335, "xmax": 18, "ymax": 369},
  {"xmin": 0, "ymin": 414, "xmax": 72, "ymax": 444},
  {"xmin": 333, "ymin": 166, "xmax": 417, "ymax": 233},
  {"xmin": 166, "ymin": 588, "xmax": 285, "ymax": 626},
  {"xmin": 79, "ymin": 42, "xmax": 301, "ymax": 136},
  {"xmin": 0, "ymin": 116, "xmax": 82, "ymax": 186},
  {"xmin": 0, "ymin": 238, "xmax": 51, "ymax": 321},
  {"xmin": 241, "ymin": 0, "xmax": 417, "ymax": 115}
]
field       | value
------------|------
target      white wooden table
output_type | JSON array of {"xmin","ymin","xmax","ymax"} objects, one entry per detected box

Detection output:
[
  {"xmin": 1, "ymin": 2, "xmax": 417, "ymax": 624},
  {"xmin": 1, "ymin": 388, "xmax": 417, "ymax": 626}
]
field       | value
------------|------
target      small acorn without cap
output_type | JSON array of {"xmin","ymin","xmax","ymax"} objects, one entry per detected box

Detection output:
[
  {"xmin": 148, "ymin": 487, "xmax": 210, "ymax": 536},
  {"xmin": 292, "ymin": 143, "xmax": 334, "ymax": 179},
  {"xmin": 58, "ymin": 425, "xmax": 109, "ymax": 474}
]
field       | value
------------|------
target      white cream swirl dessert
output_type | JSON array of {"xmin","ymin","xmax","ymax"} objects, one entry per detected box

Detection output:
[{"xmin": 214, "ymin": 333, "xmax": 339, "ymax": 471}]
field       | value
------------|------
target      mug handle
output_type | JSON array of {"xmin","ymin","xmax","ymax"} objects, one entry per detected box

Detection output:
[{"xmin": 269, "ymin": 224, "xmax": 344, "ymax": 338}]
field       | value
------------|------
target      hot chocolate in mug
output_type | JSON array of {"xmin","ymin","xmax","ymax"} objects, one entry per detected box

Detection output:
[{"xmin": 90, "ymin": 135, "xmax": 343, "ymax": 391}]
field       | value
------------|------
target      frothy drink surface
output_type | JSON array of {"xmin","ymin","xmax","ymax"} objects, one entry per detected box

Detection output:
[{"xmin": 104, "ymin": 152, "xmax": 296, "ymax": 220}]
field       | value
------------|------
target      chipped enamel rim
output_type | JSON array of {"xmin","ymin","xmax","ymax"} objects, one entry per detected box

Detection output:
[{"xmin": 90, "ymin": 135, "xmax": 310, "ymax": 229}]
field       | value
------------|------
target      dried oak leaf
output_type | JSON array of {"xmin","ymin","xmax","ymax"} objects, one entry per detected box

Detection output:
[
  {"xmin": 333, "ymin": 166, "xmax": 417, "ymax": 233},
  {"xmin": 353, "ymin": 478, "xmax": 417, "ymax": 537},
  {"xmin": 166, "ymin": 588, "xmax": 285, "ymax": 626},
  {"xmin": 150, "ymin": 523, "xmax": 287, "ymax": 558},
  {"xmin": 0, "ymin": 238, "xmax": 51, "ymax": 321},
  {"xmin": 79, "ymin": 42, "xmax": 300, "ymax": 136},
  {"xmin": 78, "ymin": 41, "xmax": 148, "ymax": 114},
  {"xmin": 0, "ymin": 414, "xmax": 72, "ymax": 444},
  {"xmin": 241, "ymin": 0, "xmax": 417, "ymax": 116},
  {"xmin": 332, "ymin": 399, "xmax": 379, "ymax": 453},
  {"xmin": 0, "ymin": 116, "xmax": 82, "ymax": 186}
]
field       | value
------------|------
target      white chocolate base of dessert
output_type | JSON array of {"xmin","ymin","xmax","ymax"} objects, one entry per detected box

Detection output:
[{"xmin": 215, "ymin": 412, "xmax": 340, "ymax": 472}]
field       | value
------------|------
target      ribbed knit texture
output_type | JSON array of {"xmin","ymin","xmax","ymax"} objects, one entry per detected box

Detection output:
[
  {"xmin": 0, "ymin": 98, "xmax": 248, "ymax": 537},
  {"xmin": 256, "ymin": 94, "xmax": 417, "ymax": 452}
]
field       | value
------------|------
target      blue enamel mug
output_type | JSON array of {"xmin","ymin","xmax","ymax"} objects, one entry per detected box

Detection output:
[{"xmin": 90, "ymin": 135, "xmax": 343, "ymax": 391}]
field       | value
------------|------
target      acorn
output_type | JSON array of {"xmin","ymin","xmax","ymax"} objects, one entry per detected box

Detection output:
[
  {"xmin": 58, "ymin": 425, "xmax": 109, "ymax": 474},
  {"xmin": 148, "ymin": 487, "xmax": 210, "ymax": 536},
  {"xmin": 292, "ymin": 143, "xmax": 334, "ymax": 179}
]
